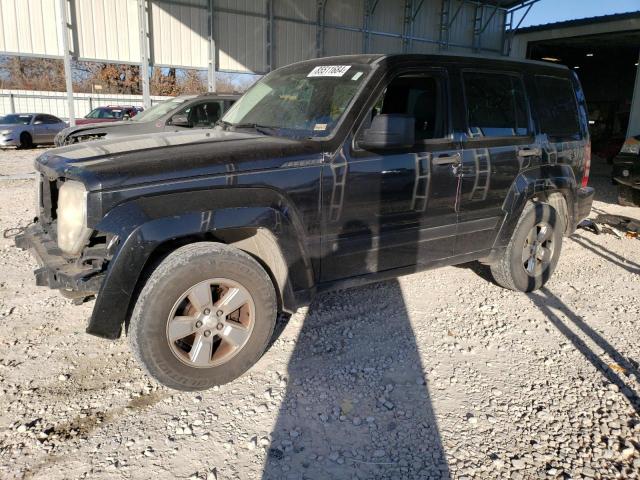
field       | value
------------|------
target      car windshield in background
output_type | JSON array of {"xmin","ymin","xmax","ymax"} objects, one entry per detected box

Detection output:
[
  {"xmin": 86, "ymin": 108, "xmax": 124, "ymax": 119},
  {"xmin": 0, "ymin": 114, "xmax": 33, "ymax": 125},
  {"xmin": 131, "ymin": 98, "xmax": 189, "ymax": 123},
  {"xmin": 222, "ymin": 63, "xmax": 370, "ymax": 137}
]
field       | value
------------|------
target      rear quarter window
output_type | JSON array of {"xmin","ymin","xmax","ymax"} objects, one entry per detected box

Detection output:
[{"xmin": 534, "ymin": 75, "xmax": 581, "ymax": 139}]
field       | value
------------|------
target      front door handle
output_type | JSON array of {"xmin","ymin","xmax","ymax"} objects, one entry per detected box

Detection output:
[
  {"xmin": 432, "ymin": 153, "xmax": 461, "ymax": 166},
  {"xmin": 518, "ymin": 147, "xmax": 541, "ymax": 158}
]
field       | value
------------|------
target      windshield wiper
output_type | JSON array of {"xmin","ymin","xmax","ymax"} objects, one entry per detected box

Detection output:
[{"xmin": 230, "ymin": 122, "xmax": 276, "ymax": 136}]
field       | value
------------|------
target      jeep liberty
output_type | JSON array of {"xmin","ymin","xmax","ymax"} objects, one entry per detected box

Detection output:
[{"xmin": 16, "ymin": 54, "xmax": 594, "ymax": 391}]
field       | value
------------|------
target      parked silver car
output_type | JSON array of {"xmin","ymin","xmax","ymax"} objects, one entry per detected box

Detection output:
[{"xmin": 0, "ymin": 113, "xmax": 67, "ymax": 148}]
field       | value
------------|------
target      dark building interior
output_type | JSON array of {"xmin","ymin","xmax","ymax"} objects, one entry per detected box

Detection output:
[{"xmin": 527, "ymin": 29, "xmax": 640, "ymax": 161}]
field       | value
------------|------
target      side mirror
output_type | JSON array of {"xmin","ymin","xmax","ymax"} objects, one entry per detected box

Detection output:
[
  {"xmin": 170, "ymin": 114, "xmax": 190, "ymax": 127},
  {"xmin": 358, "ymin": 114, "xmax": 415, "ymax": 150}
]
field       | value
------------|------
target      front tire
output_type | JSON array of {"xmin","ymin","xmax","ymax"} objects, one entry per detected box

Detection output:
[
  {"xmin": 18, "ymin": 132, "xmax": 33, "ymax": 149},
  {"xmin": 490, "ymin": 202, "xmax": 563, "ymax": 292},
  {"xmin": 129, "ymin": 242, "xmax": 277, "ymax": 391}
]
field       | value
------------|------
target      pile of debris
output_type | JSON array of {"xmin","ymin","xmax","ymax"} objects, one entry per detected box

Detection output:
[{"xmin": 579, "ymin": 214, "xmax": 640, "ymax": 239}]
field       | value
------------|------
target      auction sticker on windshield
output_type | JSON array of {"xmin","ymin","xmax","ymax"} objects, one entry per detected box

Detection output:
[{"xmin": 308, "ymin": 65, "xmax": 351, "ymax": 77}]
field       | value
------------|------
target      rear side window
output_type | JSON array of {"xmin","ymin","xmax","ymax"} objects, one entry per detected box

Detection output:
[
  {"xmin": 463, "ymin": 71, "xmax": 529, "ymax": 137},
  {"xmin": 535, "ymin": 76, "xmax": 581, "ymax": 139}
]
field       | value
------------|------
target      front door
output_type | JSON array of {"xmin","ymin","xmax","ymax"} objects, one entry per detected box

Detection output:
[
  {"xmin": 320, "ymin": 68, "xmax": 461, "ymax": 283},
  {"xmin": 456, "ymin": 69, "xmax": 539, "ymax": 254}
]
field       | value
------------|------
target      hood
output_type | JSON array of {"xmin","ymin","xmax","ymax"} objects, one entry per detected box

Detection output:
[
  {"xmin": 37, "ymin": 128, "xmax": 323, "ymax": 191},
  {"xmin": 58, "ymin": 120, "xmax": 143, "ymax": 139}
]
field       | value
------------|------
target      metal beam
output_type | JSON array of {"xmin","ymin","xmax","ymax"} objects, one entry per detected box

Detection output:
[
  {"xmin": 472, "ymin": 3, "xmax": 483, "ymax": 52},
  {"xmin": 362, "ymin": 0, "xmax": 371, "ymax": 53},
  {"xmin": 207, "ymin": 0, "xmax": 216, "ymax": 91},
  {"xmin": 402, "ymin": 0, "xmax": 414, "ymax": 53},
  {"xmin": 628, "ymin": 49, "xmax": 640, "ymax": 137},
  {"xmin": 502, "ymin": 0, "xmax": 539, "ymax": 56},
  {"xmin": 316, "ymin": 0, "xmax": 327, "ymax": 58},
  {"xmin": 266, "ymin": 0, "xmax": 274, "ymax": 71},
  {"xmin": 58, "ymin": 0, "xmax": 75, "ymax": 126},
  {"xmin": 137, "ymin": 0, "xmax": 151, "ymax": 107}
]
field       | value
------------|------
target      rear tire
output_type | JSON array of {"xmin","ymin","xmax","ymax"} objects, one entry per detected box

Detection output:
[
  {"xmin": 129, "ymin": 242, "xmax": 277, "ymax": 391},
  {"xmin": 490, "ymin": 202, "xmax": 563, "ymax": 292},
  {"xmin": 18, "ymin": 132, "xmax": 33, "ymax": 149},
  {"xmin": 617, "ymin": 185, "xmax": 640, "ymax": 207}
]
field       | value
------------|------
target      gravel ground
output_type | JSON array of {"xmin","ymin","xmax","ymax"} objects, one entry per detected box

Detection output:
[{"xmin": 0, "ymin": 147, "xmax": 639, "ymax": 480}]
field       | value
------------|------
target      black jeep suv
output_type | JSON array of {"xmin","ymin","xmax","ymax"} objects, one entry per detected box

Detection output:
[{"xmin": 17, "ymin": 54, "xmax": 594, "ymax": 391}]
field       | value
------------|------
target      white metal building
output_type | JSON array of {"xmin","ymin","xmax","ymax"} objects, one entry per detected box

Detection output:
[{"xmin": 0, "ymin": 0, "xmax": 538, "ymax": 122}]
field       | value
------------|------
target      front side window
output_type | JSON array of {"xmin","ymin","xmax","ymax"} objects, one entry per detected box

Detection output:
[
  {"xmin": 222, "ymin": 63, "xmax": 370, "ymax": 137},
  {"xmin": 367, "ymin": 72, "xmax": 446, "ymax": 143},
  {"xmin": 535, "ymin": 75, "xmax": 581, "ymax": 139},
  {"xmin": 463, "ymin": 71, "xmax": 529, "ymax": 137}
]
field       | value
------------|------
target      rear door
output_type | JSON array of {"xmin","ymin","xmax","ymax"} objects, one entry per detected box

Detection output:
[
  {"xmin": 320, "ymin": 67, "xmax": 461, "ymax": 282},
  {"xmin": 456, "ymin": 68, "xmax": 539, "ymax": 255}
]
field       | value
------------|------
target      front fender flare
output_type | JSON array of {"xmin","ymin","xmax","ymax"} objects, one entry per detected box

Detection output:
[{"xmin": 87, "ymin": 200, "xmax": 312, "ymax": 339}]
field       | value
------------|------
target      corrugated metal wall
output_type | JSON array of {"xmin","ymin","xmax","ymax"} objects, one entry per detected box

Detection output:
[
  {"xmin": 0, "ymin": 0, "xmax": 63, "ymax": 57},
  {"xmin": 75, "ymin": 0, "xmax": 141, "ymax": 63},
  {"xmin": 0, "ymin": 0, "xmax": 508, "ymax": 74}
]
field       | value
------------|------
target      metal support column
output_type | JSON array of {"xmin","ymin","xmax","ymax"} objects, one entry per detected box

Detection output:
[
  {"xmin": 207, "ymin": 0, "xmax": 216, "ymax": 91},
  {"xmin": 472, "ymin": 3, "xmax": 483, "ymax": 52},
  {"xmin": 502, "ymin": 0, "xmax": 538, "ymax": 56},
  {"xmin": 628, "ymin": 50, "xmax": 640, "ymax": 137},
  {"xmin": 266, "ymin": 0, "xmax": 274, "ymax": 71},
  {"xmin": 138, "ymin": 0, "xmax": 151, "ymax": 106},
  {"xmin": 316, "ymin": 0, "xmax": 326, "ymax": 58},
  {"xmin": 402, "ymin": 0, "xmax": 413, "ymax": 53},
  {"xmin": 58, "ymin": 0, "xmax": 75, "ymax": 126}
]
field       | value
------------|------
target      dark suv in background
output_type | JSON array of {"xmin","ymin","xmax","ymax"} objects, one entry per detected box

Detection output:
[
  {"xmin": 55, "ymin": 93, "xmax": 239, "ymax": 145},
  {"xmin": 612, "ymin": 135, "xmax": 640, "ymax": 206},
  {"xmin": 18, "ymin": 54, "xmax": 593, "ymax": 391}
]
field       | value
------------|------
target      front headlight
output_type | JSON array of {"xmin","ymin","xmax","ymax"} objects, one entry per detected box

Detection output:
[
  {"xmin": 621, "ymin": 142, "xmax": 640, "ymax": 155},
  {"xmin": 57, "ymin": 181, "xmax": 91, "ymax": 255}
]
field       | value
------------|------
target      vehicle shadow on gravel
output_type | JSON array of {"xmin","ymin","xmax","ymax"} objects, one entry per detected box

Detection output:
[
  {"xmin": 570, "ymin": 235, "xmax": 640, "ymax": 275},
  {"xmin": 261, "ymin": 279, "xmax": 451, "ymax": 480},
  {"xmin": 529, "ymin": 288, "xmax": 640, "ymax": 415}
]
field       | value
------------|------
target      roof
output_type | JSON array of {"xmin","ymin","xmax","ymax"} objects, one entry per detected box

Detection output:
[{"xmin": 515, "ymin": 11, "xmax": 640, "ymax": 34}]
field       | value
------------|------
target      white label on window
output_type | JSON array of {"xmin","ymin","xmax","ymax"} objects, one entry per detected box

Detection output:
[
  {"xmin": 351, "ymin": 71, "xmax": 363, "ymax": 81},
  {"xmin": 314, "ymin": 123, "xmax": 327, "ymax": 131},
  {"xmin": 308, "ymin": 65, "xmax": 351, "ymax": 77}
]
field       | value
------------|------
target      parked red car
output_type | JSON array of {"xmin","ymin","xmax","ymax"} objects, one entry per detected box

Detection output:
[{"xmin": 75, "ymin": 105, "xmax": 142, "ymax": 125}]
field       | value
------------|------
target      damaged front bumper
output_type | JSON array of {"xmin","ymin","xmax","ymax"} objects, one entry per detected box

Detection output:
[{"xmin": 15, "ymin": 223, "xmax": 105, "ymax": 300}]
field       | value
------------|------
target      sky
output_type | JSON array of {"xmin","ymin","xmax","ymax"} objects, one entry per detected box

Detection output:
[{"xmin": 520, "ymin": 0, "xmax": 640, "ymax": 27}]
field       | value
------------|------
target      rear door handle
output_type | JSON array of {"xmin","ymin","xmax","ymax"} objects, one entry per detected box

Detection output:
[
  {"xmin": 518, "ymin": 147, "xmax": 541, "ymax": 158},
  {"xmin": 432, "ymin": 153, "xmax": 461, "ymax": 166}
]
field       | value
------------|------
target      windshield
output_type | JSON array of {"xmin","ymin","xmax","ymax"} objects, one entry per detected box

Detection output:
[
  {"xmin": 222, "ymin": 63, "xmax": 370, "ymax": 137},
  {"xmin": 0, "ymin": 114, "xmax": 32, "ymax": 125},
  {"xmin": 131, "ymin": 98, "xmax": 190, "ymax": 123},
  {"xmin": 86, "ymin": 108, "xmax": 123, "ymax": 119}
]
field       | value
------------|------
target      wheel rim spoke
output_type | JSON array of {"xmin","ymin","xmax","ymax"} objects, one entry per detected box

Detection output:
[
  {"xmin": 220, "ymin": 322, "xmax": 250, "ymax": 348},
  {"xmin": 189, "ymin": 333, "xmax": 214, "ymax": 366},
  {"xmin": 537, "ymin": 225, "xmax": 550, "ymax": 243},
  {"xmin": 168, "ymin": 316, "xmax": 198, "ymax": 341},
  {"xmin": 537, "ymin": 246, "xmax": 552, "ymax": 263},
  {"xmin": 215, "ymin": 287, "xmax": 249, "ymax": 315},
  {"xmin": 525, "ymin": 255, "xmax": 536, "ymax": 274},
  {"xmin": 188, "ymin": 282, "xmax": 213, "ymax": 313}
]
